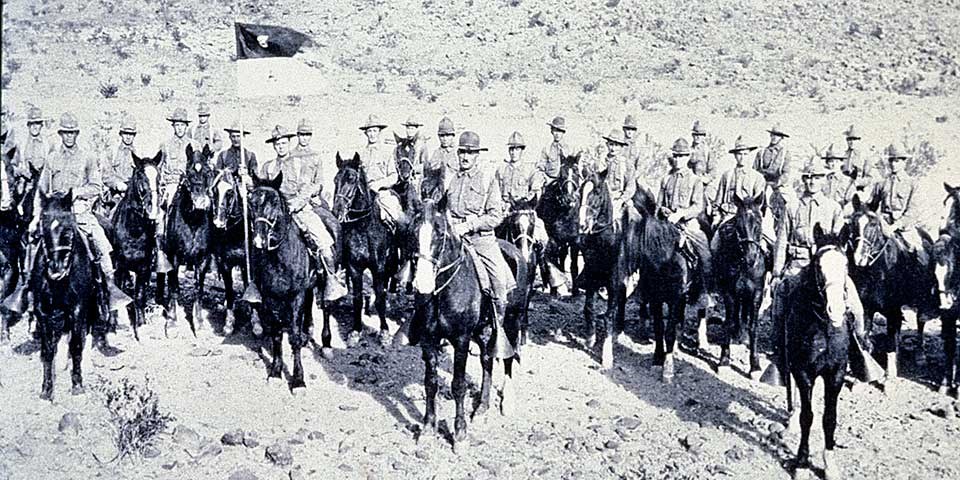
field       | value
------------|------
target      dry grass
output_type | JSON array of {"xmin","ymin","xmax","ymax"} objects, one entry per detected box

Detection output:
[
  {"xmin": 95, "ymin": 376, "xmax": 174, "ymax": 460},
  {"xmin": 98, "ymin": 81, "xmax": 120, "ymax": 98}
]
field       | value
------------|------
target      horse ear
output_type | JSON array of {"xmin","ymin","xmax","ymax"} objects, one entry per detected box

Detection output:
[
  {"xmin": 394, "ymin": 132, "xmax": 403, "ymax": 145},
  {"xmin": 733, "ymin": 194, "xmax": 745, "ymax": 211},
  {"xmin": 151, "ymin": 150, "xmax": 163, "ymax": 166},
  {"xmin": 352, "ymin": 152, "xmax": 361, "ymax": 165},
  {"xmin": 132, "ymin": 151, "xmax": 143, "ymax": 168},
  {"xmin": 812, "ymin": 223, "xmax": 826, "ymax": 248},
  {"xmin": 202, "ymin": 143, "xmax": 212, "ymax": 160},
  {"xmin": 851, "ymin": 194, "xmax": 863, "ymax": 213},
  {"xmin": 5, "ymin": 146, "xmax": 17, "ymax": 161},
  {"xmin": 269, "ymin": 171, "xmax": 284, "ymax": 191},
  {"xmin": 185, "ymin": 143, "xmax": 195, "ymax": 162},
  {"xmin": 868, "ymin": 194, "xmax": 882, "ymax": 214},
  {"xmin": 437, "ymin": 193, "xmax": 448, "ymax": 213},
  {"xmin": 336, "ymin": 152, "xmax": 344, "ymax": 169}
]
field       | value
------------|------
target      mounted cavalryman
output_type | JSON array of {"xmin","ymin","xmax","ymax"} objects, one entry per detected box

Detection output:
[
  {"xmin": 595, "ymin": 128, "xmax": 637, "ymax": 217},
  {"xmin": 257, "ymin": 125, "xmax": 346, "ymax": 300},
  {"xmin": 535, "ymin": 116, "xmax": 572, "ymax": 192},
  {"xmin": 400, "ymin": 116, "xmax": 430, "ymax": 186},
  {"xmin": 821, "ymin": 144, "xmax": 849, "ymax": 207},
  {"xmin": 19, "ymin": 106, "xmax": 48, "ymax": 183},
  {"xmin": 876, "ymin": 145, "xmax": 927, "ymax": 265},
  {"xmin": 217, "ymin": 120, "xmax": 258, "ymax": 179},
  {"xmin": 189, "ymin": 102, "xmax": 223, "ymax": 154},
  {"xmin": 841, "ymin": 125, "xmax": 865, "ymax": 179},
  {"xmin": 754, "ymin": 123, "xmax": 793, "ymax": 207},
  {"xmin": 290, "ymin": 118, "xmax": 325, "ymax": 206},
  {"xmin": 158, "ymin": 108, "xmax": 196, "ymax": 232},
  {"xmin": 709, "ymin": 136, "xmax": 767, "ymax": 248},
  {"xmin": 102, "ymin": 114, "xmax": 138, "ymax": 197},
  {"xmin": 359, "ymin": 114, "xmax": 403, "ymax": 230},
  {"xmin": 496, "ymin": 131, "xmax": 549, "ymax": 245},
  {"xmin": 424, "ymin": 116, "xmax": 458, "ymax": 198},
  {"xmin": 5, "ymin": 113, "xmax": 132, "ymax": 350}
]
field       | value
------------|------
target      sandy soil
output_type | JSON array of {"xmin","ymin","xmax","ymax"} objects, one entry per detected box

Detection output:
[{"xmin": 2, "ymin": 1, "xmax": 960, "ymax": 479}]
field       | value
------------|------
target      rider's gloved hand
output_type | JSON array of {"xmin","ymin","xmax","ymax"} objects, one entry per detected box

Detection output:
[{"xmin": 450, "ymin": 221, "xmax": 470, "ymax": 238}]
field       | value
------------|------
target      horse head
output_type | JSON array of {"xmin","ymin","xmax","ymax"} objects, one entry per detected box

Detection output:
[
  {"xmin": 578, "ymin": 172, "xmax": 613, "ymax": 235},
  {"xmin": 183, "ymin": 144, "xmax": 214, "ymax": 212},
  {"xmin": 932, "ymin": 234, "xmax": 958, "ymax": 310},
  {"xmin": 558, "ymin": 153, "xmax": 582, "ymax": 206},
  {"xmin": 732, "ymin": 193, "xmax": 765, "ymax": 257},
  {"xmin": 811, "ymin": 224, "xmax": 848, "ymax": 327},
  {"xmin": 39, "ymin": 189, "xmax": 79, "ymax": 281},
  {"xmin": 250, "ymin": 171, "xmax": 288, "ymax": 251},
  {"xmin": 211, "ymin": 169, "xmax": 241, "ymax": 230},
  {"xmin": 846, "ymin": 194, "xmax": 886, "ymax": 267},
  {"xmin": 941, "ymin": 182, "xmax": 960, "ymax": 236},
  {"xmin": 333, "ymin": 152, "xmax": 371, "ymax": 223},
  {"xmin": 411, "ymin": 197, "xmax": 461, "ymax": 295},
  {"xmin": 504, "ymin": 197, "xmax": 538, "ymax": 262},
  {"xmin": 394, "ymin": 133, "xmax": 417, "ymax": 183},
  {"xmin": 130, "ymin": 150, "xmax": 162, "ymax": 221}
]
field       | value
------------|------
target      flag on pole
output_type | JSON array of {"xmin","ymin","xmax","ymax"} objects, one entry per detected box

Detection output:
[
  {"xmin": 233, "ymin": 22, "xmax": 327, "ymax": 98},
  {"xmin": 235, "ymin": 22, "xmax": 313, "ymax": 59}
]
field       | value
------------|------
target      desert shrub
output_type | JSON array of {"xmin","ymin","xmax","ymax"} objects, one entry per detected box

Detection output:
[
  {"xmin": 99, "ymin": 82, "xmax": 120, "ymax": 98},
  {"xmin": 159, "ymin": 88, "xmax": 174, "ymax": 103},
  {"xmin": 96, "ymin": 376, "xmax": 174, "ymax": 460},
  {"xmin": 375, "ymin": 78, "xmax": 386, "ymax": 93},
  {"xmin": 140, "ymin": 73, "xmax": 152, "ymax": 86},
  {"xmin": 1, "ymin": 73, "xmax": 11, "ymax": 89},
  {"xmin": 899, "ymin": 130, "xmax": 943, "ymax": 177},
  {"xmin": 195, "ymin": 55, "xmax": 209, "ymax": 72},
  {"xmin": 287, "ymin": 95, "xmax": 302, "ymax": 106},
  {"xmin": 407, "ymin": 80, "xmax": 438, "ymax": 103}
]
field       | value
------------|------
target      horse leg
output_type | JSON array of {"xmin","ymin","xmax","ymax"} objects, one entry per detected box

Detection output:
[
  {"xmin": 319, "ymin": 279, "xmax": 334, "ymax": 359},
  {"xmin": 373, "ymin": 272, "xmax": 391, "ymax": 346},
  {"xmin": 601, "ymin": 286, "xmax": 619, "ymax": 370},
  {"xmin": 941, "ymin": 313, "xmax": 957, "ymax": 394},
  {"xmin": 570, "ymin": 245, "xmax": 580, "ymax": 296},
  {"xmin": 615, "ymin": 284, "xmax": 627, "ymax": 344},
  {"xmin": 822, "ymin": 368, "xmax": 845, "ymax": 480},
  {"xmin": 583, "ymin": 289, "xmax": 597, "ymax": 348},
  {"xmin": 652, "ymin": 301, "xmax": 665, "ymax": 367},
  {"xmin": 68, "ymin": 320, "xmax": 85, "ymax": 395},
  {"xmin": 885, "ymin": 308, "xmax": 903, "ymax": 381},
  {"xmin": 451, "ymin": 339, "xmax": 470, "ymax": 447},
  {"xmin": 912, "ymin": 308, "xmax": 927, "ymax": 367},
  {"xmin": 347, "ymin": 266, "xmax": 363, "ymax": 347},
  {"xmin": 475, "ymin": 332, "xmax": 494, "ymax": 420},
  {"xmin": 663, "ymin": 299, "xmax": 683, "ymax": 383},
  {"xmin": 221, "ymin": 260, "xmax": 236, "ymax": 335},
  {"xmin": 500, "ymin": 357, "xmax": 515, "ymax": 416},
  {"xmin": 719, "ymin": 293, "xmax": 735, "ymax": 371},
  {"xmin": 165, "ymin": 259, "xmax": 180, "ymax": 337},
  {"xmin": 289, "ymin": 292, "xmax": 307, "ymax": 392},
  {"xmin": 268, "ymin": 328, "xmax": 283, "ymax": 381},
  {"xmin": 748, "ymin": 295, "xmax": 762, "ymax": 379},
  {"xmin": 419, "ymin": 344, "xmax": 439, "ymax": 441},
  {"xmin": 39, "ymin": 326, "xmax": 58, "ymax": 401},
  {"xmin": 554, "ymin": 243, "xmax": 567, "ymax": 296},
  {"xmin": 795, "ymin": 374, "xmax": 815, "ymax": 469},
  {"xmin": 190, "ymin": 261, "xmax": 206, "ymax": 334}
]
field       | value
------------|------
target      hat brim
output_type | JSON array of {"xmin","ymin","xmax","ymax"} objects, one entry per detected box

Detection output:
[
  {"xmin": 438, "ymin": 130, "xmax": 456, "ymax": 135},
  {"xmin": 888, "ymin": 155, "xmax": 910, "ymax": 161},
  {"xmin": 297, "ymin": 130, "xmax": 313, "ymax": 135},
  {"xmin": 622, "ymin": 125, "xmax": 638, "ymax": 130},
  {"xmin": 692, "ymin": 131, "xmax": 707, "ymax": 136},
  {"xmin": 265, "ymin": 133, "xmax": 297, "ymax": 144},
  {"xmin": 359, "ymin": 124, "xmax": 387, "ymax": 131},
  {"xmin": 119, "ymin": 129, "xmax": 138, "ymax": 134},
  {"xmin": 224, "ymin": 129, "xmax": 252, "ymax": 135},
  {"xmin": 457, "ymin": 147, "xmax": 488, "ymax": 152},
  {"xmin": 507, "ymin": 143, "xmax": 526, "ymax": 148},
  {"xmin": 402, "ymin": 122, "xmax": 423, "ymax": 127},
  {"xmin": 728, "ymin": 146, "xmax": 758, "ymax": 154},
  {"xmin": 766, "ymin": 130, "xmax": 789, "ymax": 138},
  {"xmin": 602, "ymin": 136, "xmax": 628, "ymax": 146},
  {"xmin": 845, "ymin": 135, "xmax": 861, "ymax": 140},
  {"xmin": 26, "ymin": 118, "xmax": 44, "ymax": 125},
  {"xmin": 167, "ymin": 118, "xmax": 192, "ymax": 124},
  {"xmin": 546, "ymin": 123, "xmax": 566, "ymax": 132},
  {"xmin": 672, "ymin": 151, "xmax": 692, "ymax": 156},
  {"xmin": 57, "ymin": 128, "xmax": 80, "ymax": 133}
]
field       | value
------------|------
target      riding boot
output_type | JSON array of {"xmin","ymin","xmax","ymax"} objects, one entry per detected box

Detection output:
[
  {"xmin": 320, "ymin": 246, "xmax": 348, "ymax": 301},
  {"xmin": 2, "ymin": 244, "xmax": 36, "ymax": 314},
  {"xmin": 491, "ymin": 299, "xmax": 515, "ymax": 360}
]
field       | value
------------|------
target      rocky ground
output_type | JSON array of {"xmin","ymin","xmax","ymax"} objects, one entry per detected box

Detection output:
[{"xmin": 2, "ymin": 0, "xmax": 960, "ymax": 479}]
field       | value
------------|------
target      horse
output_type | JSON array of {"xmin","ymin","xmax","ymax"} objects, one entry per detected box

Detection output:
[
  {"xmin": 32, "ymin": 190, "xmax": 100, "ymax": 401},
  {"xmin": 159, "ymin": 144, "xmax": 214, "ymax": 336},
  {"xmin": 410, "ymin": 198, "xmax": 526, "ymax": 449},
  {"xmin": 535, "ymin": 153, "xmax": 582, "ymax": 295},
  {"xmin": 210, "ymin": 169, "xmax": 254, "ymax": 335},
  {"xmin": 389, "ymin": 135, "xmax": 424, "ymax": 292},
  {"xmin": 495, "ymin": 197, "xmax": 538, "ymax": 346},
  {"xmin": 933, "ymin": 183, "xmax": 960, "ymax": 396},
  {"xmin": 712, "ymin": 193, "xmax": 769, "ymax": 378},
  {"xmin": 248, "ymin": 172, "xmax": 319, "ymax": 389},
  {"xmin": 107, "ymin": 151, "xmax": 162, "ymax": 341},
  {"xmin": 631, "ymin": 186, "xmax": 693, "ymax": 383},
  {"xmin": 575, "ymin": 173, "xmax": 630, "ymax": 369},
  {"xmin": 843, "ymin": 195, "xmax": 937, "ymax": 380},
  {"xmin": 331, "ymin": 152, "xmax": 397, "ymax": 346},
  {"xmin": 1, "ymin": 147, "xmax": 41, "ymax": 342},
  {"xmin": 779, "ymin": 227, "xmax": 856, "ymax": 480}
]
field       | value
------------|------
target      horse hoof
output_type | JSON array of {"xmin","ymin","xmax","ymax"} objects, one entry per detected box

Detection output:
[
  {"xmin": 822, "ymin": 450, "xmax": 840, "ymax": 480},
  {"xmin": 500, "ymin": 381, "xmax": 515, "ymax": 416},
  {"xmin": 378, "ymin": 330, "xmax": 392, "ymax": 348},
  {"xmin": 886, "ymin": 353, "xmax": 898, "ymax": 379},
  {"xmin": 39, "ymin": 390, "xmax": 53, "ymax": 402},
  {"xmin": 321, "ymin": 347, "xmax": 335, "ymax": 360},
  {"xmin": 223, "ymin": 312, "xmax": 235, "ymax": 336},
  {"xmin": 346, "ymin": 331, "xmax": 362, "ymax": 348},
  {"xmin": 0, "ymin": 332, "xmax": 10, "ymax": 345},
  {"xmin": 662, "ymin": 354, "xmax": 675, "ymax": 383},
  {"xmin": 616, "ymin": 332, "xmax": 629, "ymax": 346},
  {"xmin": 472, "ymin": 404, "xmax": 490, "ymax": 423},
  {"xmin": 787, "ymin": 411, "xmax": 801, "ymax": 435},
  {"xmin": 267, "ymin": 375, "xmax": 284, "ymax": 387},
  {"xmin": 290, "ymin": 384, "xmax": 307, "ymax": 396},
  {"xmin": 71, "ymin": 385, "xmax": 85, "ymax": 396},
  {"xmin": 749, "ymin": 369, "xmax": 763, "ymax": 381},
  {"xmin": 553, "ymin": 329, "xmax": 568, "ymax": 343},
  {"xmin": 585, "ymin": 333, "xmax": 596, "ymax": 349},
  {"xmin": 600, "ymin": 338, "xmax": 614, "ymax": 371},
  {"xmin": 939, "ymin": 383, "xmax": 951, "ymax": 396}
]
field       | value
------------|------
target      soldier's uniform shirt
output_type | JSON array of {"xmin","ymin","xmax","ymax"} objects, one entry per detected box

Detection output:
[
  {"xmin": 159, "ymin": 135, "xmax": 195, "ymax": 191},
  {"xmin": 596, "ymin": 152, "xmax": 636, "ymax": 203},
  {"xmin": 426, "ymin": 146, "xmax": 458, "ymax": 186},
  {"xmin": 773, "ymin": 192, "xmax": 843, "ymax": 273},
  {"xmin": 363, "ymin": 141, "xmax": 396, "ymax": 191},
  {"xmin": 216, "ymin": 147, "xmax": 258, "ymax": 178},
  {"xmin": 536, "ymin": 140, "xmax": 571, "ymax": 180},
  {"xmin": 658, "ymin": 167, "xmax": 704, "ymax": 221},
  {"xmin": 19, "ymin": 134, "xmax": 47, "ymax": 179},
  {"xmin": 189, "ymin": 122, "xmax": 223, "ymax": 154},
  {"xmin": 447, "ymin": 164, "xmax": 513, "ymax": 301},
  {"xmin": 823, "ymin": 172, "xmax": 849, "ymax": 206},
  {"xmin": 754, "ymin": 143, "xmax": 792, "ymax": 187},
  {"xmin": 624, "ymin": 138, "xmax": 645, "ymax": 172},
  {"xmin": 876, "ymin": 172, "xmax": 917, "ymax": 223},
  {"xmin": 690, "ymin": 142, "xmax": 715, "ymax": 177},
  {"xmin": 290, "ymin": 144, "xmax": 323, "ymax": 204},
  {"xmin": 712, "ymin": 166, "xmax": 766, "ymax": 219},
  {"xmin": 103, "ymin": 143, "xmax": 136, "ymax": 192},
  {"xmin": 842, "ymin": 146, "xmax": 864, "ymax": 178},
  {"xmin": 496, "ymin": 159, "xmax": 538, "ymax": 204},
  {"xmin": 257, "ymin": 154, "xmax": 333, "ymax": 249}
]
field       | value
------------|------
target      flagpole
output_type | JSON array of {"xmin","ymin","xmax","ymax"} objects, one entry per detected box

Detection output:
[{"xmin": 235, "ymin": 5, "xmax": 261, "ymax": 316}]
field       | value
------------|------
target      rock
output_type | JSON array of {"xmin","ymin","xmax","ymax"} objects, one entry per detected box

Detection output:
[
  {"xmin": 142, "ymin": 444, "xmax": 162, "ymax": 458},
  {"xmin": 414, "ymin": 449, "xmax": 429, "ymax": 461},
  {"xmin": 196, "ymin": 440, "xmax": 223, "ymax": 459},
  {"xmin": 161, "ymin": 460, "xmax": 178, "ymax": 470},
  {"xmin": 767, "ymin": 422, "xmax": 786, "ymax": 436},
  {"xmin": 242, "ymin": 431, "xmax": 260, "ymax": 448},
  {"xmin": 528, "ymin": 430, "xmax": 550, "ymax": 444},
  {"xmin": 221, "ymin": 429, "xmax": 244, "ymax": 446},
  {"xmin": 228, "ymin": 469, "xmax": 258, "ymax": 480},
  {"xmin": 478, "ymin": 460, "xmax": 502, "ymax": 475},
  {"xmin": 289, "ymin": 470, "xmax": 305, "ymax": 480},
  {"xmin": 337, "ymin": 464, "xmax": 353, "ymax": 472},
  {"xmin": 533, "ymin": 467, "xmax": 552, "ymax": 477},
  {"xmin": 339, "ymin": 404, "xmax": 359, "ymax": 411},
  {"xmin": 58, "ymin": 413, "xmax": 81, "ymax": 434},
  {"xmin": 307, "ymin": 431, "xmax": 325, "ymax": 441},
  {"xmin": 173, "ymin": 425, "xmax": 201, "ymax": 449},
  {"xmin": 604, "ymin": 439, "xmax": 621, "ymax": 450},
  {"xmin": 188, "ymin": 347, "xmax": 211, "ymax": 357},
  {"xmin": 725, "ymin": 445, "xmax": 750, "ymax": 462},
  {"xmin": 287, "ymin": 430, "xmax": 307, "ymax": 445},
  {"xmin": 338, "ymin": 440, "xmax": 354, "ymax": 454},
  {"xmin": 615, "ymin": 416, "xmax": 642, "ymax": 430},
  {"xmin": 586, "ymin": 399, "xmax": 601, "ymax": 408},
  {"xmin": 681, "ymin": 434, "xmax": 706, "ymax": 456},
  {"xmin": 265, "ymin": 443, "xmax": 293, "ymax": 467}
]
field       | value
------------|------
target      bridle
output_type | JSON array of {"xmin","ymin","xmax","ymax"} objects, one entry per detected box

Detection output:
[
  {"xmin": 334, "ymin": 166, "xmax": 373, "ymax": 223},
  {"xmin": 580, "ymin": 180, "xmax": 614, "ymax": 234},
  {"xmin": 211, "ymin": 171, "xmax": 244, "ymax": 230},
  {"xmin": 507, "ymin": 208, "xmax": 538, "ymax": 247},
  {"xmin": 251, "ymin": 188, "xmax": 286, "ymax": 251},
  {"xmin": 851, "ymin": 213, "xmax": 890, "ymax": 267},
  {"xmin": 41, "ymin": 217, "xmax": 76, "ymax": 281}
]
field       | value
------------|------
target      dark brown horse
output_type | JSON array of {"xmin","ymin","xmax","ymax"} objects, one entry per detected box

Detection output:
[
  {"xmin": 843, "ymin": 195, "xmax": 937, "ymax": 381},
  {"xmin": 495, "ymin": 197, "xmax": 538, "ymax": 346},
  {"xmin": 409, "ymin": 198, "xmax": 525, "ymax": 449},
  {"xmin": 933, "ymin": 183, "xmax": 960, "ymax": 396},
  {"xmin": 331, "ymin": 152, "xmax": 397, "ymax": 346},
  {"xmin": 1, "ymin": 147, "xmax": 40, "ymax": 342},
  {"xmin": 535, "ymin": 153, "xmax": 582, "ymax": 295},
  {"xmin": 712, "ymin": 193, "xmax": 769, "ymax": 378}
]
